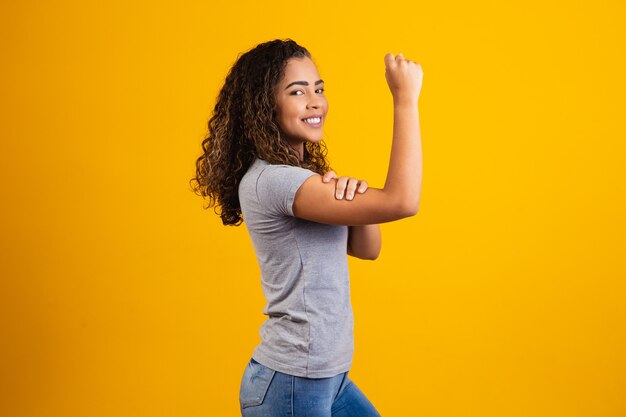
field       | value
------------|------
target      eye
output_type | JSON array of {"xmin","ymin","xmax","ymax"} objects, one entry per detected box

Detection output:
[
  {"xmin": 290, "ymin": 90, "xmax": 304, "ymax": 96},
  {"xmin": 316, "ymin": 88, "xmax": 325, "ymax": 94}
]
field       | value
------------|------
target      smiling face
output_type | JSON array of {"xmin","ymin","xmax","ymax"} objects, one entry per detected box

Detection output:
[{"xmin": 274, "ymin": 57, "xmax": 328, "ymax": 158}]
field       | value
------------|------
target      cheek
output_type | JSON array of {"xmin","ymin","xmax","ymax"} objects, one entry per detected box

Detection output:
[
  {"xmin": 282, "ymin": 105, "xmax": 303, "ymax": 125},
  {"xmin": 275, "ymin": 111, "xmax": 294, "ymax": 132},
  {"xmin": 276, "ymin": 97, "xmax": 310, "ymax": 128}
]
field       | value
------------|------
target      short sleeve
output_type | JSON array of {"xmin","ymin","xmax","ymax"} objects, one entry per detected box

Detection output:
[{"xmin": 255, "ymin": 164, "xmax": 317, "ymax": 217}]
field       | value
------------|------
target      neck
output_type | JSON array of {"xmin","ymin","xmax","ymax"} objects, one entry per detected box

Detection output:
[{"xmin": 288, "ymin": 141, "xmax": 304, "ymax": 161}]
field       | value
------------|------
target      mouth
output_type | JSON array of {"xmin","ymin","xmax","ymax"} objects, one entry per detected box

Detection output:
[{"xmin": 302, "ymin": 115, "xmax": 323, "ymax": 128}]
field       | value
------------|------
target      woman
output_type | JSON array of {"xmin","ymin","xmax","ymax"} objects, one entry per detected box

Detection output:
[{"xmin": 191, "ymin": 39, "xmax": 423, "ymax": 416}]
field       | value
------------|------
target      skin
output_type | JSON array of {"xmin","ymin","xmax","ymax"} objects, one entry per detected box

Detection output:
[
  {"xmin": 322, "ymin": 170, "xmax": 382, "ymax": 260},
  {"xmin": 274, "ymin": 55, "xmax": 423, "ymax": 259},
  {"xmin": 274, "ymin": 56, "xmax": 382, "ymax": 260}
]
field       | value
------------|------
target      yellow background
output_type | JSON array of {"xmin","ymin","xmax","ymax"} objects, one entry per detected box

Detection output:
[{"xmin": 1, "ymin": 0, "xmax": 625, "ymax": 416}]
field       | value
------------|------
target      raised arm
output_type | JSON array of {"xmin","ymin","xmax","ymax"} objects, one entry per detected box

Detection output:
[{"xmin": 293, "ymin": 53, "xmax": 424, "ymax": 226}]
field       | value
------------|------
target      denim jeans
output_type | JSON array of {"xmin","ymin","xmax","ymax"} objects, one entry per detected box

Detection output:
[{"xmin": 239, "ymin": 357, "xmax": 381, "ymax": 416}]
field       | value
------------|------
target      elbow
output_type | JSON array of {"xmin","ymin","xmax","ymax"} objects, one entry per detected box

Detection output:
[
  {"xmin": 361, "ymin": 253, "xmax": 380, "ymax": 261},
  {"xmin": 361, "ymin": 250, "xmax": 380, "ymax": 261},
  {"xmin": 349, "ymin": 249, "xmax": 381, "ymax": 261},
  {"xmin": 368, "ymin": 252, "xmax": 381, "ymax": 261},
  {"xmin": 396, "ymin": 199, "xmax": 420, "ymax": 218}
]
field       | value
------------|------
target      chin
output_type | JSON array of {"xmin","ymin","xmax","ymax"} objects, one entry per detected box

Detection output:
[{"xmin": 305, "ymin": 137, "xmax": 323, "ymax": 144}]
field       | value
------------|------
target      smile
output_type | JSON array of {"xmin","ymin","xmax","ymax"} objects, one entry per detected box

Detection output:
[{"xmin": 302, "ymin": 116, "xmax": 323, "ymax": 127}]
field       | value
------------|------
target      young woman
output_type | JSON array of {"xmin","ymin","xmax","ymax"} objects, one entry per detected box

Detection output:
[{"xmin": 191, "ymin": 39, "xmax": 423, "ymax": 417}]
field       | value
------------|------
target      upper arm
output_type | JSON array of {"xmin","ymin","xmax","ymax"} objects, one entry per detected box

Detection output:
[
  {"xmin": 292, "ymin": 174, "xmax": 417, "ymax": 226},
  {"xmin": 256, "ymin": 165, "xmax": 317, "ymax": 217}
]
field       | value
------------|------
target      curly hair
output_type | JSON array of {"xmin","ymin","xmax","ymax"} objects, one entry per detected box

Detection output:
[{"xmin": 190, "ymin": 39, "xmax": 331, "ymax": 226}]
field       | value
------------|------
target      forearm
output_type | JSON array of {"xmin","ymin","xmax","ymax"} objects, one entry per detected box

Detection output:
[
  {"xmin": 347, "ymin": 224, "xmax": 382, "ymax": 260},
  {"xmin": 383, "ymin": 100, "xmax": 422, "ymax": 214},
  {"xmin": 293, "ymin": 55, "xmax": 423, "ymax": 226}
]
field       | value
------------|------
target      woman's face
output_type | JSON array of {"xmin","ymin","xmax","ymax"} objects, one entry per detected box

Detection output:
[{"xmin": 274, "ymin": 57, "xmax": 328, "ymax": 151}]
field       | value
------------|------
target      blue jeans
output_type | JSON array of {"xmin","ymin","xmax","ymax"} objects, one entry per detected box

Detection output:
[{"xmin": 239, "ymin": 357, "xmax": 381, "ymax": 416}]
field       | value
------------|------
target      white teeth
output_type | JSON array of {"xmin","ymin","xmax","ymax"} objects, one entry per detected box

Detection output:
[{"xmin": 303, "ymin": 117, "xmax": 321, "ymax": 124}]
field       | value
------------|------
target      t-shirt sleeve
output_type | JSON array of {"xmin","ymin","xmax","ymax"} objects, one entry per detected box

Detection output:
[{"xmin": 256, "ymin": 164, "xmax": 317, "ymax": 217}]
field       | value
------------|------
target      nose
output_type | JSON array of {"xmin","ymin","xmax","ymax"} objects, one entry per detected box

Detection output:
[{"xmin": 306, "ymin": 95, "xmax": 324, "ymax": 110}]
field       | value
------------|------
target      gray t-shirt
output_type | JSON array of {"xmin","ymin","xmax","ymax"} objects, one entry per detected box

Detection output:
[{"xmin": 238, "ymin": 158, "xmax": 353, "ymax": 378}]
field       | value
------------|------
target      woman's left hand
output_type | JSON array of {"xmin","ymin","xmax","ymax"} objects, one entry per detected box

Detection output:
[{"xmin": 322, "ymin": 170, "xmax": 369, "ymax": 201}]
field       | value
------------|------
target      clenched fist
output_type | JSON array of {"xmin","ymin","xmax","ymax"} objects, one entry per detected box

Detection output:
[{"xmin": 384, "ymin": 53, "xmax": 423, "ymax": 104}]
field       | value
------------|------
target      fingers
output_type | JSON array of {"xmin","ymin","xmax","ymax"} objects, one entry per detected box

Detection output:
[
  {"xmin": 386, "ymin": 52, "xmax": 417, "ymax": 65},
  {"xmin": 323, "ymin": 170, "xmax": 338, "ymax": 183},
  {"xmin": 335, "ymin": 176, "xmax": 349, "ymax": 199},
  {"xmin": 384, "ymin": 53, "xmax": 396, "ymax": 68},
  {"xmin": 334, "ymin": 177, "xmax": 369, "ymax": 200},
  {"xmin": 357, "ymin": 180, "xmax": 368, "ymax": 194},
  {"xmin": 344, "ymin": 178, "xmax": 359, "ymax": 201},
  {"xmin": 384, "ymin": 51, "xmax": 423, "ymax": 101}
]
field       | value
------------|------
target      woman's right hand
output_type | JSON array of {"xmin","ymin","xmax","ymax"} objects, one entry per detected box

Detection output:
[{"xmin": 384, "ymin": 53, "xmax": 423, "ymax": 104}]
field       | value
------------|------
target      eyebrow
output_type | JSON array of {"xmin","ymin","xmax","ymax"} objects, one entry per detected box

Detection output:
[{"xmin": 284, "ymin": 79, "xmax": 324, "ymax": 90}]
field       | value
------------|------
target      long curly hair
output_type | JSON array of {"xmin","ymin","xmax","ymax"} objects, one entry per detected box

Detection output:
[{"xmin": 190, "ymin": 39, "xmax": 331, "ymax": 226}]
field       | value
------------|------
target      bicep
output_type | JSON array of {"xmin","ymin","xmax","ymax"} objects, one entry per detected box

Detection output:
[{"xmin": 292, "ymin": 174, "xmax": 411, "ymax": 226}]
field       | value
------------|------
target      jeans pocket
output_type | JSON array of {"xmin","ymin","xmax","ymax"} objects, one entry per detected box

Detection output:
[{"xmin": 239, "ymin": 358, "xmax": 276, "ymax": 409}]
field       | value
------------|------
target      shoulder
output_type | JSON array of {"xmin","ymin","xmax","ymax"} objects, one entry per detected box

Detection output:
[
  {"xmin": 243, "ymin": 158, "xmax": 316, "ymax": 185},
  {"xmin": 245, "ymin": 159, "xmax": 319, "ymax": 217},
  {"xmin": 257, "ymin": 161, "xmax": 317, "ymax": 189},
  {"xmin": 260, "ymin": 159, "xmax": 313, "ymax": 174}
]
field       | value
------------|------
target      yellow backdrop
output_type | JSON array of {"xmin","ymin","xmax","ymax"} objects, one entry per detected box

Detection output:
[{"xmin": 1, "ymin": 0, "xmax": 624, "ymax": 416}]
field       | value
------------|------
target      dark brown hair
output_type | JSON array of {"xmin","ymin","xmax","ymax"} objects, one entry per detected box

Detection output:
[{"xmin": 190, "ymin": 39, "xmax": 331, "ymax": 225}]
